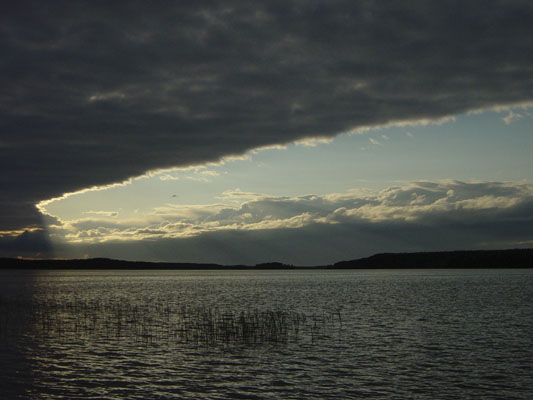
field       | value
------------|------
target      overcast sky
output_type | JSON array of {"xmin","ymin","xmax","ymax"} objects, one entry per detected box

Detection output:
[{"xmin": 2, "ymin": 1, "xmax": 533, "ymax": 264}]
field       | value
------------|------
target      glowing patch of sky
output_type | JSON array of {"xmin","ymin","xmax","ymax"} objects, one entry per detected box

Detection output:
[{"xmin": 41, "ymin": 107, "xmax": 533, "ymax": 223}]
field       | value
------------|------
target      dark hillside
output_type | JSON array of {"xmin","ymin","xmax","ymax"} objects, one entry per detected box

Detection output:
[{"xmin": 332, "ymin": 249, "xmax": 533, "ymax": 269}]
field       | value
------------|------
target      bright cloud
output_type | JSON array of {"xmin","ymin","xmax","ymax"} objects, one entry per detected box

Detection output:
[
  {"xmin": 503, "ymin": 111, "xmax": 524, "ymax": 125},
  {"xmin": 44, "ymin": 181, "xmax": 533, "ymax": 245},
  {"xmin": 294, "ymin": 137, "xmax": 334, "ymax": 147}
]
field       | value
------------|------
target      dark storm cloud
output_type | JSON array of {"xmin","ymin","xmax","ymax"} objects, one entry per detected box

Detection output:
[
  {"xmin": 2, "ymin": 1, "xmax": 533, "ymax": 231},
  {"xmin": 0, "ymin": 229, "xmax": 54, "ymax": 259}
]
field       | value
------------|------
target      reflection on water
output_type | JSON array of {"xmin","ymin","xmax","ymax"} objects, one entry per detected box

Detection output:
[{"xmin": 1, "ymin": 269, "xmax": 533, "ymax": 399}]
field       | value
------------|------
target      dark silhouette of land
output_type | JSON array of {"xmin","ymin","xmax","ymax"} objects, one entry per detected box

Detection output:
[
  {"xmin": 0, "ymin": 258, "xmax": 294, "ymax": 270},
  {"xmin": 1, "ymin": 249, "xmax": 532, "ymax": 269},
  {"xmin": 331, "ymin": 249, "xmax": 533, "ymax": 269}
]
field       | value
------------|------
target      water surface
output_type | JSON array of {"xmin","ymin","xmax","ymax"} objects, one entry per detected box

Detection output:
[{"xmin": 1, "ymin": 269, "xmax": 532, "ymax": 399}]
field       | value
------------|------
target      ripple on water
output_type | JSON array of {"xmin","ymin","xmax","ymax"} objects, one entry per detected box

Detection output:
[{"xmin": 1, "ymin": 269, "xmax": 533, "ymax": 399}]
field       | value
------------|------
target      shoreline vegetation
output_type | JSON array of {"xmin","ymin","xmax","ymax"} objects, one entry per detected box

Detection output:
[{"xmin": 0, "ymin": 249, "xmax": 532, "ymax": 270}]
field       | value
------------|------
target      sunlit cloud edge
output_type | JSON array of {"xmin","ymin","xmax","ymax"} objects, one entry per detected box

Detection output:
[{"xmin": 36, "ymin": 102, "xmax": 533, "ymax": 232}]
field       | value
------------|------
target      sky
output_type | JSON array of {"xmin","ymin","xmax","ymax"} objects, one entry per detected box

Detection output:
[{"xmin": 1, "ymin": 1, "xmax": 533, "ymax": 265}]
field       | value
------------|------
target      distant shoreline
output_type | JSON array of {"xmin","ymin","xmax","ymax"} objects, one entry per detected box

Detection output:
[{"xmin": 1, "ymin": 249, "xmax": 532, "ymax": 270}]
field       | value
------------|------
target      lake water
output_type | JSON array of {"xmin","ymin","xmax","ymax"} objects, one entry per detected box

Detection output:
[{"xmin": 1, "ymin": 269, "xmax": 532, "ymax": 399}]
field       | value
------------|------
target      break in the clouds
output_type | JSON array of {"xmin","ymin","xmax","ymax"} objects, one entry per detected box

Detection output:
[
  {"xmin": 2, "ymin": 1, "xmax": 533, "ymax": 233},
  {"xmin": 36, "ymin": 181, "xmax": 533, "ymax": 265}
]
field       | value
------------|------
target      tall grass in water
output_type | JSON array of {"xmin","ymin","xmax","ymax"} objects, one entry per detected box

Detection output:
[{"xmin": 0, "ymin": 296, "xmax": 342, "ymax": 346}]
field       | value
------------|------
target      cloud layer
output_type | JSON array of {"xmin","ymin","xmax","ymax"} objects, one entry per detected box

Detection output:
[
  {"xmin": 2, "ymin": 1, "xmax": 533, "ymax": 231},
  {"xmin": 35, "ymin": 181, "xmax": 533, "ymax": 264}
]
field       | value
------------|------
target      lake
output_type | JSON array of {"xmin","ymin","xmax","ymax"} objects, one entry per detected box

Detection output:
[{"xmin": 1, "ymin": 269, "xmax": 532, "ymax": 399}]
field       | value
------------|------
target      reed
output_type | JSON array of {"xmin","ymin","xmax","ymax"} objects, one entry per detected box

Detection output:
[{"xmin": 0, "ymin": 296, "xmax": 342, "ymax": 346}]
